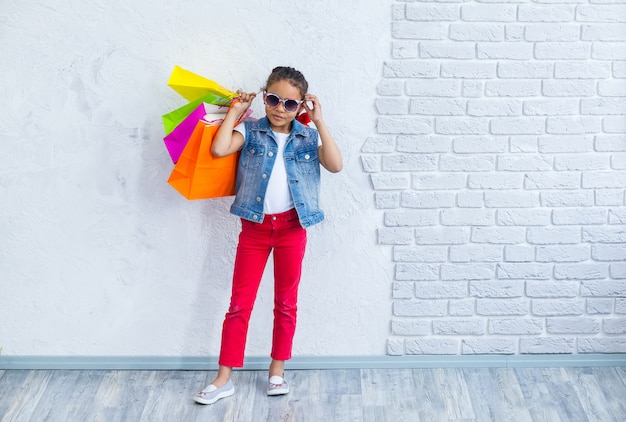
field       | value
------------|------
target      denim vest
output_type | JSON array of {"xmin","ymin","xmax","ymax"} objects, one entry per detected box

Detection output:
[{"xmin": 230, "ymin": 116, "xmax": 324, "ymax": 228}]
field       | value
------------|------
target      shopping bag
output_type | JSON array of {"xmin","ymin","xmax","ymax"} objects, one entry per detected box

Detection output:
[
  {"xmin": 162, "ymin": 92, "xmax": 233, "ymax": 136},
  {"xmin": 167, "ymin": 65, "xmax": 238, "ymax": 102},
  {"xmin": 163, "ymin": 103, "xmax": 228, "ymax": 163},
  {"xmin": 167, "ymin": 121, "xmax": 240, "ymax": 200}
]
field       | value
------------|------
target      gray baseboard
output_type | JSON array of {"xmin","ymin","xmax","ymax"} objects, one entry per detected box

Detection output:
[{"xmin": 1, "ymin": 354, "xmax": 625, "ymax": 370}]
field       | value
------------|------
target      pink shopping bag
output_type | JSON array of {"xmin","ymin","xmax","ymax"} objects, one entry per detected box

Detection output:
[{"xmin": 163, "ymin": 103, "xmax": 228, "ymax": 163}]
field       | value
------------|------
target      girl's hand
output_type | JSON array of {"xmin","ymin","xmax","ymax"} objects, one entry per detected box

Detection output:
[
  {"xmin": 303, "ymin": 94, "xmax": 323, "ymax": 124},
  {"xmin": 232, "ymin": 90, "xmax": 256, "ymax": 113}
]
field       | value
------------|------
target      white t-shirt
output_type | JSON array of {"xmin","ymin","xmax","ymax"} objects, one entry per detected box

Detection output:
[{"xmin": 235, "ymin": 123, "xmax": 293, "ymax": 214}]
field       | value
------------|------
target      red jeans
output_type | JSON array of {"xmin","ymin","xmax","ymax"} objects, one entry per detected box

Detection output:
[{"xmin": 218, "ymin": 208, "xmax": 307, "ymax": 367}]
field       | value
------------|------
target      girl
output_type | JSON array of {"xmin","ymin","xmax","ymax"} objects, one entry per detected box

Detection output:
[{"xmin": 193, "ymin": 66, "xmax": 342, "ymax": 405}]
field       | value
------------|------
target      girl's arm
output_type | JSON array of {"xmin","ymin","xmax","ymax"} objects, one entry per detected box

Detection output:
[
  {"xmin": 211, "ymin": 91, "xmax": 256, "ymax": 157},
  {"xmin": 315, "ymin": 120, "xmax": 343, "ymax": 173},
  {"xmin": 303, "ymin": 94, "xmax": 343, "ymax": 173}
]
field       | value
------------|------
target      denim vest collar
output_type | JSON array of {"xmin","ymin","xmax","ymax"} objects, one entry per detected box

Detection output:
[{"xmin": 250, "ymin": 116, "xmax": 309, "ymax": 141}]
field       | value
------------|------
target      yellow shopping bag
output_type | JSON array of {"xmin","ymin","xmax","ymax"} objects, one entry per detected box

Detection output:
[{"xmin": 167, "ymin": 65, "xmax": 238, "ymax": 102}]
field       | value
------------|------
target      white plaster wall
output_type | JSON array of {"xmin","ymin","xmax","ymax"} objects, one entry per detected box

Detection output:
[{"xmin": 0, "ymin": 1, "xmax": 392, "ymax": 356}]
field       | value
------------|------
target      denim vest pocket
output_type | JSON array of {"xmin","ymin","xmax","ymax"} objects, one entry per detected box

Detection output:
[
  {"xmin": 241, "ymin": 142, "xmax": 265, "ymax": 170},
  {"xmin": 295, "ymin": 147, "xmax": 319, "ymax": 174}
]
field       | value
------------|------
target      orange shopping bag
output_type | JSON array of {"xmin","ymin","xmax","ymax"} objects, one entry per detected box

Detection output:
[{"xmin": 167, "ymin": 121, "xmax": 239, "ymax": 200}]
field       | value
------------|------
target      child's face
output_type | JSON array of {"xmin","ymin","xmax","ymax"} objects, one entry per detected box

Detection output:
[{"xmin": 264, "ymin": 80, "xmax": 303, "ymax": 133}]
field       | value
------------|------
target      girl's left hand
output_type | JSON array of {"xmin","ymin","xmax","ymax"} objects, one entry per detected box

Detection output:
[{"xmin": 303, "ymin": 94, "xmax": 323, "ymax": 123}]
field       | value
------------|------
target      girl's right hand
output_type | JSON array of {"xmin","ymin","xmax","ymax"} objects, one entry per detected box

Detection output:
[{"xmin": 232, "ymin": 90, "xmax": 256, "ymax": 113}]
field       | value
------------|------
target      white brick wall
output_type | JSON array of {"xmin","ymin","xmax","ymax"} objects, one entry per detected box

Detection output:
[{"xmin": 368, "ymin": 0, "xmax": 626, "ymax": 355}]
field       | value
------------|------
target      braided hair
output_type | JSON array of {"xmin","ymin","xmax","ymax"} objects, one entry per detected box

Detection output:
[{"xmin": 263, "ymin": 66, "xmax": 308, "ymax": 100}]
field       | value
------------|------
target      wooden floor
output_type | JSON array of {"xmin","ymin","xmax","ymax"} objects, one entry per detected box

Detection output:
[{"xmin": 0, "ymin": 367, "xmax": 625, "ymax": 421}]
